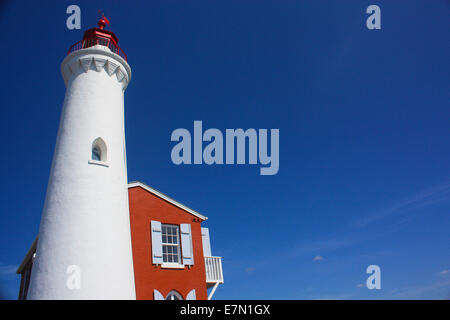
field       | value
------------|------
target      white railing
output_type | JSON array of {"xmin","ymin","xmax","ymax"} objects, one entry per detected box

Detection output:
[{"xmin": 205, "ymin": 256, "xmax": 224, "ymax": 283}]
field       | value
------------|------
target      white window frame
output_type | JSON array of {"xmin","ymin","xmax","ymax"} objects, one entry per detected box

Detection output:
[
  {"xmin": 161, "ymin": 224, "xmax": 183, "ymax": 267},
  {"xmin": 88, "ymin": 137, "xmax": 109, "ymax": 167}
]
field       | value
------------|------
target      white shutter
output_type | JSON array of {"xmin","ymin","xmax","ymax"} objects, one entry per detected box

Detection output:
[
  {"xmin": 186, "ymin": 289, "xmax": 196, "ymax": 300},
  {"xmin": 151, "ymin": 220, "xmax": 163, "ymax": 264},
  {"xmin": 180, "ymin": 223, "xmax": 194, "ymax": 265},
  {"xmin": 154, "ymin": 289, "xmax": 164, "ymax": 300},
  {"xmin": 201, "ymin": 227, "xmax": 212, "ymax": 257}
]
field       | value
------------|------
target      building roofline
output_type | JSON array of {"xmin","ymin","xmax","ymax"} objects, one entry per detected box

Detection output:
[
  {"xmin": 127, "ymin": 181, "xmax": 208, "ymax": 221},
  {"xmin": 17, "ymin": 183, "xmax": 207, "ymax": 274},
  {"xmin": 16, "ymin": 237, "xmax": 38, "ymax": 274}
]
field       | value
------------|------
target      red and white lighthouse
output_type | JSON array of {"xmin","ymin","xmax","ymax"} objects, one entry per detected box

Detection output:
[{"xmin": 27, "ymin": 17, "xmax": 135, "ymax": 299}]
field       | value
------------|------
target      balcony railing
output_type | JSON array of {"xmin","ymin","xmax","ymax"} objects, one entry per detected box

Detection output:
[
  {"xmin": 67, "ymin": 37, "xmax": 127, "ymax": 61},
  {"xmin": 205, "ymin": 256, "xmax": 224, "ymax": 283}
]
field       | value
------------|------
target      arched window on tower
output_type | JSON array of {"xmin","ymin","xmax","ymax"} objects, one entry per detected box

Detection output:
[{"xmin": 89, "ymin": 138, "xmax": 108, "ymax": 167}]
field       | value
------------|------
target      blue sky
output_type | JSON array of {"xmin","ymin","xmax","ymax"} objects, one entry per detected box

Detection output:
[{"xmin": 0, "ymin": 0, "xmax": 449, "ymax": 299}]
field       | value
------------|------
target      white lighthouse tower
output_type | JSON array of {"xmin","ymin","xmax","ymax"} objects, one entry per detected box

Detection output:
[{"xmin": 27, "ymin": 17, "xmax": 136, "ymax": 299}]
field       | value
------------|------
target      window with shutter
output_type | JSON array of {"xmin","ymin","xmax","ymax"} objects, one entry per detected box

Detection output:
[
  {"xmin": 150, "ymin": 220, "xmax": 163, "ymax": 264},
  {"xmin": 180, "ymin": 224, "xmax": 194, "ymax": 265},
  {"xmin": 161, "ymin": 224, "xmax": 181, "ymax": 264}
]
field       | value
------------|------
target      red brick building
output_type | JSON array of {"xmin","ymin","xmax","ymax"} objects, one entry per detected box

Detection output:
[{"xmin": 17, "ymin": 181, "xmax": 224, "ymax": 300}]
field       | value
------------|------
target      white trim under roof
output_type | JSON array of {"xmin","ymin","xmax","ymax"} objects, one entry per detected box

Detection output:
[
  {"xmin": 128, "ymin": 181, "xmax": 208, "ymax": 221},
  {"xmin": 16, "ymin": 237, "xmax": 38, "ymax": 274}
]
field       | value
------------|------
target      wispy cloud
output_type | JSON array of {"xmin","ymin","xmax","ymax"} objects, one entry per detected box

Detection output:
[
  {"xmin": 0, "ymin": 263, "xmax": 18, "ymax": 276},
  {"xmin": 313, "ymin": 255, "xmax": 324, "ymax": 261},
  {"xmin": 312, "ymin": 292, "xmax": 356, "ymax": 300},
  {"xmin": 292, "ymin": 236, "xmax": 355, "ymax": 258},
  {"xmin": 355, "ymin": 182, "xmax": 450, "ymax": 228},
  {"xmin": 439, "ymin": 269, "xmax": 450, "ymax": 276},
  {"xmin": 245, "ymin": 267, "xmax": 256, "ymax": 274},
  {"xmin": 390, "ymin": 279, "xmax": 450, "ymax": 299},
  {"xmin": 252, "ymin": 181, "xmax": 450, "ymax": 300},
  {"xmin": 293, "ymin": 181, "xmax": 450, "ymax": 262}
]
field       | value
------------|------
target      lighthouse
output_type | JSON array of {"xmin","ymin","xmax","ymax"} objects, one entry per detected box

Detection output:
[{"xmin": 27, "ymin": 16, "xmax": 136, "ymax": 299}]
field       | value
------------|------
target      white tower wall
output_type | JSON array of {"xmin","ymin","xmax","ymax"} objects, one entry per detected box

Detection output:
[{"xmin": 27, "ymin": 46, "xmax": 136, "ymax": 299}]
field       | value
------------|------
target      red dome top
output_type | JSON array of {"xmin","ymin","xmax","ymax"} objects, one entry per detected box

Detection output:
[{"xmin": 67, "ymin": 14, "xmax": 127, "ymax": 61}]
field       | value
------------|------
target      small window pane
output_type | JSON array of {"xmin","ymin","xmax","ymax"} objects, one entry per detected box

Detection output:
[
  {"xmin": 166, "ymin": 291, "xmax": 182, "ymax": 300},
  {"xmin": 161, "ymin": 224, "xmax": 181, "ymax": 264},
  {"xmin": 92, "ymin": 147, "xmax": 101, "ymax": 161}
]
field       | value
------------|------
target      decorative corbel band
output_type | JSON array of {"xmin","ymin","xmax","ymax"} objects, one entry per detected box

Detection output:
[{"xmin": 61, "ymin": 47, "xmax": 132, "ymax": 90}]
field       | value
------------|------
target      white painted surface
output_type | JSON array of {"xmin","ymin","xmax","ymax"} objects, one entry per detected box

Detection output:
[
  {"xmin": 27, "ymin": 47, "xmax": 135, "ymax": 299},
  {"xmin": 186, "ymin": 289, "xmax": 196, "ymax": 300},
  {"xmin": 151, "ymin": 220, "xmax": 163, "ymax": 265},
  {"xmin": 205, "ymin": 256, "xmax": 224, "ymax": 283},
  {"xmin": 161, "ymin": 263, "xmax": 185, "ymax": 269},
  {"xmin": 180, "ymin": 224, "xmax": 194, "ymax": 265},
  {"xmin": 201, "ymin": 227, "xmax": 212, "ymax": 257},
  {"xmin": 153, "ymin": 289, "xmax": 164, "ymax": 300},
  {"xmin": 207, "ymin": 282, "xmax": 219, "ymax": 300}
]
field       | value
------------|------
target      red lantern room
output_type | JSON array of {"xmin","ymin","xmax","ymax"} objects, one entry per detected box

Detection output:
[{"xmin": 67, "ymin": 14, "xmax": 127, "ymax": 61}]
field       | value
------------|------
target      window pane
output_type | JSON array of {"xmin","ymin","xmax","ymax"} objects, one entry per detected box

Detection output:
[
  {"xmin": 92, "ymin": 147, "xmax": 101, "ymax": 161},
  {"xmin": 169, "ymin": 292, "xmax": 182, "ymax": 300},
  {"xmin": 161, "ymin": 224, "xmax": 181, "ymax": 264}
]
